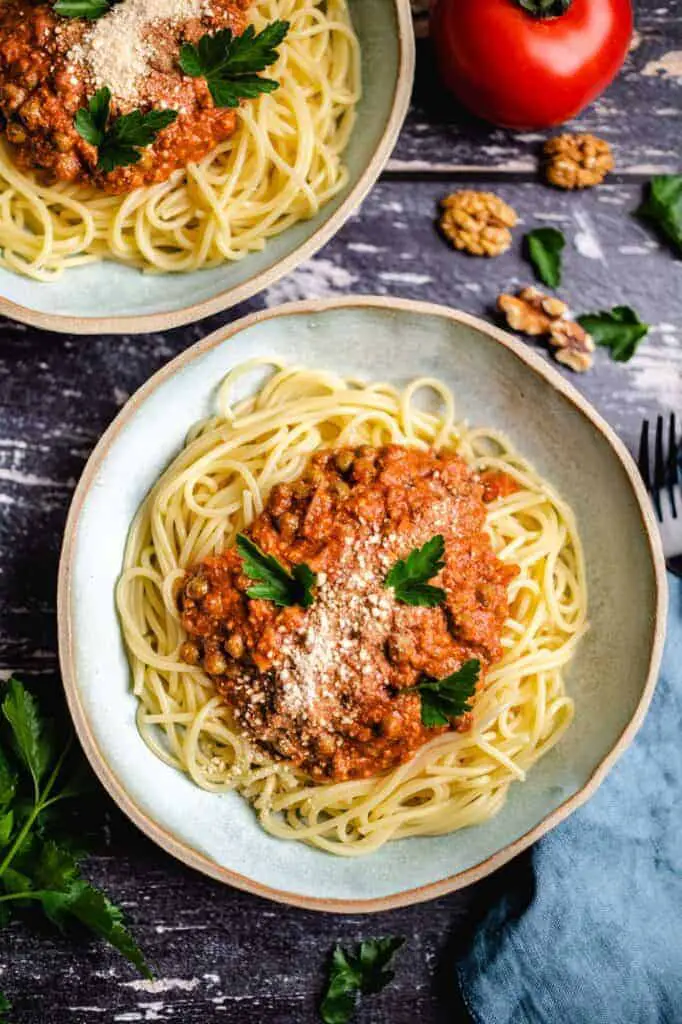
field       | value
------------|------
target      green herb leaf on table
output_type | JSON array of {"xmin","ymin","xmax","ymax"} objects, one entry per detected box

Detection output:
[
  {"xmin": 0, "ymin": 746, "xmax": 16, "ymax": 811},
  {"xmin": 411, "ymin": 660, "xmax": 480, "ymax": 728},
  {"xmin": 320, "ymin": 937, "xmax": 405, "ymax": 1024},
  {"xmin": 2, "ymin": 677, "xmax": 53, "ymax": 794},
  {"xmin": 384, "ymin": 535, "xmax": 446, "ymax": 607},
  {"xmin": 44, "ymin": 880, "xmax": 150, "ymax": 976},
  {"xmin": 577, "ymin": 306, "xmax": 649, "ymax": 363},
  {"xmin": 237, "ymin": 534, "xmax": 316, "ymax": 608},
  {"xmin": 638, "ymin": 174, "xmax": 682, "ymax": 255},
  {"xmin": 53, "ymin": 0, "xmax": 112, "ymax": 18},
  {"xmin": 179, "ymin": 21, "xmax": 289, "ymax": 108},
  {"xmin": 525, "ymin": 227, "xmax": 566, "ymax": 288},
  {"xmin": 0, "ymin": 676, "xmax": 150, "ymax": 1013},
  {"xmin": 74, "ymin": 88, "xmax": 178, "ymax": 172}
]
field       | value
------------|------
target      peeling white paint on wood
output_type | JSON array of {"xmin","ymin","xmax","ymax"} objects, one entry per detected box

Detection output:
[
  {"xmin": 380, "ymin": 271, "xmax": 432, "ymax": 285},
  {"xmin": 618, "ymin": 245, "xmax": 656, "ymax": 255},
  {"xmin": 263, "ymin": 258, "xmax": 357, "ymax": 306},
  {"xmin": 573, "ymin": 210, "xmax": 606, "ymax": 262},
  {"xmin": 347, "ymin": 241, "xmax": 383, "ymax": 254},
  {"xmin": 387, "ymin": 159, "xmax": 536, "ymax": 174},
  {"xmin": 642, "ymin": 51, "xmax": 682, "ymax": 78},
  {"xmin": 623, "ymin": 328, "xmax": 682, "ymax": 409},
  {"xmin": 0, "ymin": 468, "xmax": 74, "ymax": 487},
  {"xmin": 123, "ymin": 979, "xmax": 201, "ymax": 994}
]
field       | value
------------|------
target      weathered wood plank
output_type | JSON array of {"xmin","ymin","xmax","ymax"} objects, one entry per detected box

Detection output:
[
  {"xmin": 397, "ymin": 2, "xmax": 682, "ymax": 175},
  {"xmin": 3, "ymin": 792, "xmax": 510, "ymax": 1023}
]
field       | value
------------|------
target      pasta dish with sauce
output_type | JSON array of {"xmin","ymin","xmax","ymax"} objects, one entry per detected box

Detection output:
[
  {"xmin": 116, "ymin": 362, "xmax": 588, "ymax": 856},
  {"xmin": 0, "ymin": 0, "xmax": 360, "ymax": 279}
]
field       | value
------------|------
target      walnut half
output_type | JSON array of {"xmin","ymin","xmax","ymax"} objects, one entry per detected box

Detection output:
[
  {"xmin": 498, "ymin": 287, "xmax": 568, "ymax": 336},
  {"xmin": 440, "ymin": 190, "xmax": 518, "ymax": 257},
  {"xmin": 549, "ymin": 319, "xmax": 595, "ymax": 373},
  {"xmin": 498, "ymin": 287, "xmax": 594, "ymax": 373},
  {"xmin": 543, "ymin": 133, "xmax": 614, "ymax": 190}
]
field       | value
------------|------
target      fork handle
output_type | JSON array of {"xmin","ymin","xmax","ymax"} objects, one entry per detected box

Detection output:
[{"xmin": 668, "ymin": 555, "xmax": 682, "ymax": 578}]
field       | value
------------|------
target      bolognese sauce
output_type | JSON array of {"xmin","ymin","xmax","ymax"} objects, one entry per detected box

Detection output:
[
  {"xmin": 178, "ymin": 446, "xmax": 516, "ymax": 782},
  {"xmin": 0, "ymin": 0, "xmax": 250, "ymax": 192},
  {"xmin": 480, "ymin": 469, "xmax": 520, "ymax": 503}
]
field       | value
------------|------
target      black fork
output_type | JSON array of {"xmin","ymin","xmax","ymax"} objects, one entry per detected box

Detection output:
[
  {"xmin": 637, "ymin": 413, "xmax": 679, "ymax": 524},
  {"xmin": 630, "ymin": 411, "xmax": 675, "ymax": 524},
  {"xmin": 638, "ymin": 414, "xmax": 682, "ymax": 576}
]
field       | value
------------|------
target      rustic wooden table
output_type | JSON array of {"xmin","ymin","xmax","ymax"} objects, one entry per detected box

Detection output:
[{"xmin": 1, "ymin": 2, "xmax": 680, "ymax": 1020}]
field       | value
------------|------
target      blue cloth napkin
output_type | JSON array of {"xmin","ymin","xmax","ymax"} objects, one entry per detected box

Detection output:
[{"xmin": 457, "ymin": 573, "xmax": 682, "ymax": 1024}]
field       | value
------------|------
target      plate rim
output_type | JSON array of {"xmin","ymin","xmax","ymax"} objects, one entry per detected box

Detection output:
[
  {"xmin": 0, "ymin": 0, "xmax": 414, "ymax": 336},
  {"xmin": 57, "ymin": 295, "xmax": 668, "ymax": 913}
]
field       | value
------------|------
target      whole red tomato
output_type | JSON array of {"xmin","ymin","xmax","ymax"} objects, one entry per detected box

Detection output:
[{"xmin": 431, "ymin": 0, "xmax": 633, "ymax": 130}]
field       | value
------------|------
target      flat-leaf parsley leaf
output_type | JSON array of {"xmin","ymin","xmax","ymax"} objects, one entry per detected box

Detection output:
[
  {"xmin": 410, "ymin": 660, "xmax": 480, "ymax": 728},
  {"xmin": 524, "ymin": 227, "xmax": 566, "ymax": 288},
  {"xmin": 0, "ymin": 677, "xmax": 150, "ymax": 1012},
  {"xmin": 384, "ymin": 535, "xmax": 446, "ymax": 607},
  {"xmin": 237, "ymin": 534, "xmax": 316, "ymax": 608},
  {"xmin": 320, "ymin": 937, "xmax": 405, "ymax": 1024},
  {"xmin": 179, "ymin": 21, "xmax": 289, "ymax": 108},
  {"xmin": 638, "ymin": 174, "xmax": 682, "ymax": 255},
  {"xmin": 1, "ymin": 679, "xmax": 53, "ymax": 794},
  {"xmin": 53, "ymin": 0, "xmax": 112, "ymax": 18},
  {"xmin": 577, "ymin": 306, "xmax": 649, "ymax": 363},
  {"xmin": 74, "ymin": 87, "xmax": 178, "ymax": 172}
]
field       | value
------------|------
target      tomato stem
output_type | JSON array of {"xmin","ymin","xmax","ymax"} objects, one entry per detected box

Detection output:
[{"xmin": 513, "ymin": 0, "xmax": 572, "ymax": 16}]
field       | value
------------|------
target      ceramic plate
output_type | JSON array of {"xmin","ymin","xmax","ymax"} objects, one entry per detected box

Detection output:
[
  {"xmin": 58, "ymin": 297, "xmax": 667, "ymax": 912},
  {"xmin": 0, "ymin": 1, "xmax": 413, "ymax": 335}
]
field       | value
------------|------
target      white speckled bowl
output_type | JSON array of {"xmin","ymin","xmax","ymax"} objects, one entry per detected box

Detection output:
[
  {"xmin": 58, "ymin": 297, "xmax": 667, "ymax": 912},
  {"xmin": 0, "ymin": 1, "xmax": 413, "ymax": 335}
]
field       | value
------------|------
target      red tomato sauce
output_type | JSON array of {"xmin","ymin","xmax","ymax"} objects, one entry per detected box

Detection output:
[
  {"xmin": 179, "ymin": 446, "xmax": 517, "ymax": 781},
  {"xmin": 480, "ymin": 470, "xmax": 520, "ymax": 503}
]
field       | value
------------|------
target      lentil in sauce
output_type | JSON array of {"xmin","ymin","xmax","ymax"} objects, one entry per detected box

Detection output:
[{"xmin": 179, "ymin": 446, "xmax": 517, "ymax": 782}]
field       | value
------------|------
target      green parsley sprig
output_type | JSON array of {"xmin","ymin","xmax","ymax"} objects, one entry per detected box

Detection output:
[
  {"xmin": 179, "ymin": 21, "xmax": 289, "ymax": 108},
  {"xmin": 74, "ymin": 87, "xmax": 178, "ymax": 173},
  {"xmin": 0, "ymin": 678, "xmax": 149, "ymax": 1013},
  {"xmin": 237, "ymin": 534, "xmax": 316, "ymax": 608},
  {"xmin": 53, "ymin": 0, "xmax": 112, "ymax": 18},
  {"xmin": 320, "ymin": 937, "xmax": 405, "ymax": 1024},
  {"xmin": 524, "ymin": 227, "xmax": 566, "ymax": 288},
  {"xmin": 577, "ymin": 306, "xmax": 650, "ymax": 363},
  {"xmin": 638, "ymin": 174, "xmax": 682, "ymax": 255},
  {"xmin": 384, "ymin": 535, "xmax": 446, "ymax": 607},
  {"xmin": 409, "ymin": 660, "xmax": 480, "ymax": 728}
]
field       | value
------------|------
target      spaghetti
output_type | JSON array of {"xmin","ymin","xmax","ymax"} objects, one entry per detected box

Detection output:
[
  {"xmin": 0, "ymin": 0, "xmax": 360, "ymax": 281},
  {"xmin": 116, "ymin": 362, "xmax": 588, "ymax": 856}
]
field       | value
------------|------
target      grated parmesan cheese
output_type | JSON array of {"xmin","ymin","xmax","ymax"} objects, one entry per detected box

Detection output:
[{"xmin": 68, "ymin": 0, "xmax": 211, "ymax": 104}]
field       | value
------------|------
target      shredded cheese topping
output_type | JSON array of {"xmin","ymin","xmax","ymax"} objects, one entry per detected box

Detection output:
[{"xmin": 68, "ymin": 0, "xmax": 212, "ymax": 104}]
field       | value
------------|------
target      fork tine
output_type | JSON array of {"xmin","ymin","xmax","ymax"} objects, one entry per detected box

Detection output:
[
  {"xmin": 638, "ymin": 419, "xmax": 651, "ymax": 491},
  {"xmin": 669, "ymin": 412, "xmax": 679, "ymax": 520},
  {"xmin": 653, "ymin": 415, "xmax": 665, "ymax": 523}
]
